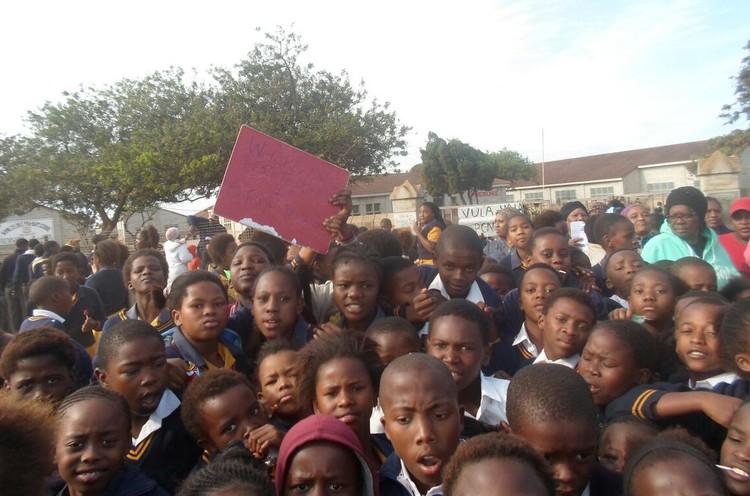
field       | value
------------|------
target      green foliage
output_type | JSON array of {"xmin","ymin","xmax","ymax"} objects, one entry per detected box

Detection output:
[
  {"xmin": 420, "ymin": 132, "xmax": 535, "ymax": 205},
  {"xmin": 1, "ymin": 27, "xmax": 409, "ymax": 233},
  {"xmin": 713, "ymin": 40, "xmax": 750, "ymax": 154}
]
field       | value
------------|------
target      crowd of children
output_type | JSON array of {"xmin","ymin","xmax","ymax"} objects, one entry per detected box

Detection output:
[{"xmin": 4, "ymin": 187, "xmax": 750, "ymax": 495}]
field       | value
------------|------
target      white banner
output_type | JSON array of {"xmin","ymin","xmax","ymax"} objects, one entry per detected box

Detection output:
[
  {"xmin": 0, "ymin": 218, "xmax": 55, "ymax": 246},
  {"xmin": 393, "ymin": 211, "xmax": 417, "ymax": 228},
  {"xmin": 457, "ymin": 203, "xmax": 523, "ymax": 236}
]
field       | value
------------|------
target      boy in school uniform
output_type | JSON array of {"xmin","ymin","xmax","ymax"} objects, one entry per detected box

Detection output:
[
  {"xmin": 591, "ymin": 214, "xmax": 637, "ymax": 295},
  {"xmin": 426, "ymin": 299, "xmax": 510, "ymax": 430},
  {"xmin": 506, "ymin": 363, "xmax": 623, "ymax": 496},
  {"xmin": 95, "ymin": 319, "xmax": 203, "ymax": 493},
  {"xmin": 379, "ymin": 353, "xmax": 463, "ymax": 496}
]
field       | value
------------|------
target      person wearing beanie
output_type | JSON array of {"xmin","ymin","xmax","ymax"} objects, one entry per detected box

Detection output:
[
  {"xmin": 163, "ymin": 227, "xmax": 193, "ymax": 290},
  {"xmin": 560, "ymin": 201, "xmax": 589, "ymax": 249},
  {"xmin": 642, "ymin": 186, "xmax": 738, "ymax": 288},
  {"xmin": 275, "ymin": 414, "xmax": 377, "ymax": 496}
]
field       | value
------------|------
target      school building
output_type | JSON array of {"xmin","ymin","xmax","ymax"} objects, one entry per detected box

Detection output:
[{"xmin": 345, "ymin": 140, "xmax": 750, "ymax": 229}]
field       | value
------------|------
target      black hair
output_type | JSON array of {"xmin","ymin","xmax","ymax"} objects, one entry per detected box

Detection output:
[
  {"xmin": 297, "ymin": 332, "xmax": 381, "ymax": 409},
  {"xmin": 507, "ymin": 363, "xmax": 598, "ymax": 430},
  {"xmin": 670, "ymin": 256, "xmax": 717, "ymax": 278},
  {"xmin": 623, "ymin": 439, "xmax": 727, "ymax": 496},
  {"xmin": 517, "ymin": 263, "xmax": 560, "ymax": 288},
  {"xmin": 207, "ymin": 233, "xmax": 237, "ymax": 266},
  {"xmin": 603, "ymin": 249, "xmax": 643, "ymax": 277},
  {"xmin": 380, "ymin": 353, "xmax": 457, "ymax": 401},
  {"xmin": 600, "ymin": 415, "xmax": 658, "ymax": 442},
  {"xmin": 429, "ymin": 299, "xmax": 491, "ymax": 345},
  {"xmin": 57, "ymin": 385, "xmax": 132, "ymax": 434},
  {"xmin": 357, "ymin": 229, "xmax": 403, "ymax": 258},
  {"xmin": 434, "ymin": 225, "xmax": 483, "ymax": 257},
  {"xmin": 584, "ymin": 214, "xmax": 599, "ymax": 246},
  {"xmin": 252, "ymin": 265, "xmax": 303, "ymax": 297},
  {"xmin": 15, "ymin": 238, "xmax": 28, "ymax": 249},
  {"xmin": 0, "ymin": 327, "xmax": 77, "ymax": 380},
  {"xmin": 246, "ymin": 230, "xmax": 288, "ymax": 266},
  {"xmin": 420, "ymin": 201, "xmax": 446, "ymax": 229},
  {"xmin": 443, "ymin": 432, "xmax": 556, "ymax": 496},
  {"xmin": 366, "ymin": 316, "xmax": 419, "ymax": 340},
  {"xmin": 592, "ymin": 320, "xmax": 657, "ymax": 371},
  {"xmin": 122, "ymin": 248, "xmax": 169, "ymax": 286},
  {"xmin": 232, "ymin": 241, "xmax": 274, "ymax": 265},
  {"xmin": 593, "ymin": 213, "xmax": 632, "ymax": 246},
  {"xmin": 181, "ymin": 369, "xmax": 258, "ymax": 442},
  {"xmin": 541, "ymin": 287, "xmax": 596, "ymax": 323},
  {"xmin": 96, "ymin": 319, "xmax": 164, "ymax": 370},
  {"xmin": 168, "ymin": 270, "xmax": 227, "ymax": 311},
  {"xmin": 255, "ymin": 339, "xmax": 299, "ymax": 379},
  {"xmin": 478, "ymin": 262, "xmax": 514, "ymax": 278},
  {"xmin": 28, "ymin": 276, "xmax": 69, "ymax": 307},
  {"xmin": 721, "ymin": 299, "xmax": 750, "ymax": 375},
  {"xmin": 380, "ymin": 256, "xmax": 417, "ymax": 289},
  {"xmin": 531, "ymin": 210, "xmax": 564, "ymax": 230},
  {"xmin": 721, "ymin": 277, "xmax": 750, "ymax": 302},
  {"xmin": 43, "ymin": 240, "xmax": 60, "ymax": 253},
  {"xmin": 633, "ymin": 265, "xmax": 689, "ymax": 297},
  {"xmin": 528, "ymin": 227, "xmax": 567, "ymax": 254},
  {"xmin": 177, "ymin": 440, "xmax": 273, "ymax": 496},
  {"xmin": 330, "ymin": 245, "xmax": 383, "ymax": 283},
  {"xmin": 50, "ymin": 251, "xmax": 83, "ymax": 272},
  {"xmin": 678, "ymin": 294, "xmax": 729, "ymax": 315}
]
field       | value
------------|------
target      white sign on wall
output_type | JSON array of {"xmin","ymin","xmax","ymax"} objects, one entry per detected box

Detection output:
[
  {"xmin": 457, "ymin": 203, "xmax": 523, "ymax": 236},
  {"xmin": 0, "ymin": 218, "xmax": 55, "ymax": 246},
  {"xmin": 393, "ymin": 212, "xmax": 417, "ymax": 228}
]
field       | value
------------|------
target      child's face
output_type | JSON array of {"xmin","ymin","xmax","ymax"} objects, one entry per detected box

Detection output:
[
  {"xmin": 369, "ymin": 331, "xmax": 420, "ymax": 366},
  {"xmin": 128, "ymin": 255, "xmax": 166, "ymax": 293},
  {"xmin": 172, "ymin": 281, "xmax": 228, "ymax": 344},
  {"xmin": 383, "ymin": 265, "xmax": 424, "ymax": 306},
  {"xmin": 451, "ymin": 458, "xmax": 551, "ymax": 496},
  {"xmin": 199, "ymin": 383, "xmax": 267, "ymax": 453},
  {"xmin": 677, "ymin": 265, "xmax": 718, "ymax": 292},
  {"xmin": 96, "ymin": 336, "xmax": 167, "ymax": 418},
  {"xmin": 520, "ymin": 268, "xmax": 561, "ymax": 325},
  {"xmin": 252, "ymin": 272, "xmax": 303, "ymax": 340},
  {"xmin": 380, "ymin": 368, "xmax": 462, "ymax": 493},
  {"xmin": 230, "ymin": 245, "xmax": 271, "ymax": 298},
  {"xmin": 480, "ymin": 272, "xmax": 514, "ymax": 298},
  {"xmin": 257, "ymin": 350, "xmax": 302, "ymax": 420},
  {"xmin": 721, "ymin": 403, "xmax": 750, "ymax": 495},
  {"xmin": 5, "ymin": 354, "xmax": 72, "ymax": 403},
  {"xmin": 675, "ymin": 303, "xmax": 725, "ymax": 380},
  {"xmin": 605, "ymin": 251, "xmax": 644, "ymax": 297},
  {"xmin": 538, "ymin": 298, "xmax": 595, "ymax": 361},
  {"xmin": 507, "ymin": 217, "xmax": 533, "ymax": 250},
  {"xmin": 598, "ymin": 422, "xmax": 652, "ymax": 474},
  {"xmin": 629, "ymin": 271, "xmax": 676, "ymax": 326},
  {"xmin": 332, "ymin": 261, "xmax": 380, "ymax": 326},
  {"xmin": 54, "ymin": 260, "xmax": 80, "ymax": 293},
  {"xmin": 427, "ymin": 315, "xmax": 489, "ymax": 392},
  {"xmin": 530, "ymin": 234, "xmax": 571, "ymax": 274},
  {"xmin": 629, "ymin": 458, "xmax": 725, "ymax": 496},
  {"xmin": 605, "ymin": 222, "xmax": 636, "ymax": 252},
  {"xmin": 435, "ymin": 247, "xmax": 483, "ymax": 298},
  {"xmin": 55, "ymin": 399, "xmax": 130, "ymax": 495},
  {"xmin": 514, "ymin": 418, "xmax": 597, "ymax": 496},
  {"xmin": 284, "ymin": 441, "xmax": 362, "ymax": 496},
  {"xmin": 578, "ymin": 329, "xmax": 646, "ymax": 407},
  {"xmin": 313, "ymin": 357, "xmax": 376, "ymax": 440}
]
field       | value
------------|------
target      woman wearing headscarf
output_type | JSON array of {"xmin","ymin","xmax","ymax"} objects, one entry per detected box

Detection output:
[{"xmin": 641, "ymin": 186, "xmax": 738, "ymax": 288}]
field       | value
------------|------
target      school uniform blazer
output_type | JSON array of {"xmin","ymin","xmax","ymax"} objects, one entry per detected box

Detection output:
[
  {"xmin": 164, "ymin": 327, "xmax": 254, "ymax": 379},
  {"xmin": 589, "ymin": 463, "xmax": 623, "ymax": 496},
  {"xmin": 52, "ymin": 467, "xmax": 169, "ymax": 496},
  {"xmin": 19, "ymin": 316, "xmax": 93, "ymax": 389},
  {"xmin": 101, "ymin": 305, "xmax": 174, "ymax": 334},
  {"xmin": 64, "ymin": 285, "xmax": 107, "ymax": 348},
  {"xmin": 379, "ymin": 452, "xmax": 416, "ymax": 496}
]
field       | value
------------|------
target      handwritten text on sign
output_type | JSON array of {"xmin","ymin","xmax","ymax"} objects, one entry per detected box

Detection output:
[
  {"xmin": 457, "ymin": 203, "xmax": 523, "ymax": 236},
  {"xmin": 214, "ymin": 125, "xmax": 350, "ymax": 254}
]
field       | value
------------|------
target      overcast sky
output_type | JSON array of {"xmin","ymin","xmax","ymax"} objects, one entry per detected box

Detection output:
[{"xmin": 2, "ymin": 0, "xmax": 748, "ymax": 176}]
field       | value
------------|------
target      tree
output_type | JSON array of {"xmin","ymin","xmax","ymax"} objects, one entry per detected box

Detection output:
[
  {"xmin": 1, "ymin": 27, "xmax": 409, "ymax": 233},
  {"xmin": 420, "ymin": 132, "xmax": 536, "ymax": 205},
  {"xmin": 712, "ymin": 40, "xmax": 750, "ymax": 154},
  {"xmin": 212, "ymin": 27, "xmax": 409, "ymax": 177}
]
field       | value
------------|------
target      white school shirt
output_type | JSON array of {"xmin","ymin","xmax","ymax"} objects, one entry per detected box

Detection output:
[
  {"xmin": 533, "ymin": 350, "xmax": 580, "ymax": 369},
  {"xmin": 464, "ymin": 374, "xmax": 510, "ymax": 426},
  {"xmin": 133, "ymin": 388, "xmax": 180, "ymax": 446},
  {"xmin": 419, "ymin": 276, "xmax": 486, "ymax": 336},
  {"xmin": 691, "ymin": 372, "xmax": 739, "ymax": 390},
  {"xmin": 512, "ymin": 322, "xmax": 540, "ymax": 358},
  {"xmin": 32, "ymin": 308, "xmax": 66, "ymax": 323},
  {"xmin": 397, "ymin": 460, "xmax": 443, "ymax": 496}
]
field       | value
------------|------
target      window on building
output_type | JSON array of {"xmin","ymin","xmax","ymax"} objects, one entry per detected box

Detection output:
[
  {"xmin": 646, "ymin": 182, "xmax": 675, "ymax": 193},
  {"xmin": 589, "ymin": 186, "xmax": 614, "ymax": 199},
  {"xmin": 555, "ymin": 190, "xmax": 577, "ymax": 203},
  {"xmin": 524, "ymin": 192, "xmax": 543, "ymax": 201},
  {"xmin": 351, "ymin": 205, "xmax": 360, "ymax": 216},
  {"xmin": 364, "ymin": 203, "xmax": 382, "ymax": 215},
  {"xmin": 505, "ymin": 194, "xmax": 515, "ymax": 202}
]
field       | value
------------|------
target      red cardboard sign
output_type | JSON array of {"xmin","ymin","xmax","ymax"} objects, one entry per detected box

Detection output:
[{"xmin": 214, "ymin": 125, "xmax": 350, "ymax": 253}]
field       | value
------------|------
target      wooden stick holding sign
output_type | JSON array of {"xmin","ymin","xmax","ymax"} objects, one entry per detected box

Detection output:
[{"xmin": 214, "ymin": 125, "xmax": 350, "ymax": 254}]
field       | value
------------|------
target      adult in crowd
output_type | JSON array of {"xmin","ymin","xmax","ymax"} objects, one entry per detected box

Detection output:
[
  {"xmin": 621, "ymin": 204, "xmax": 655, "ymax": 250},
  {"xmin": 483, "ymin": 209, "xmax": 514, "ymax": 262},
  {"xmin": 642, "ymin": 186, "xmax": 738, "ymax": 288},
  {"xmin": 412, "ymin": 201, "xmax": 446, "ymax": 265},
  {"xmin": 560, "ymin": 201, "xmax": 589, "ymax": 248},
  {"xmin": 0, "ymin": 238, "xmax": 28, "ymax": 331},
  {"xmin": 164, "ymin": 227, "xmax": 193, "ymax": 290},
  {"xmin": 706, "ymin": 196, "xmax": 733, "ymax": 235}
]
